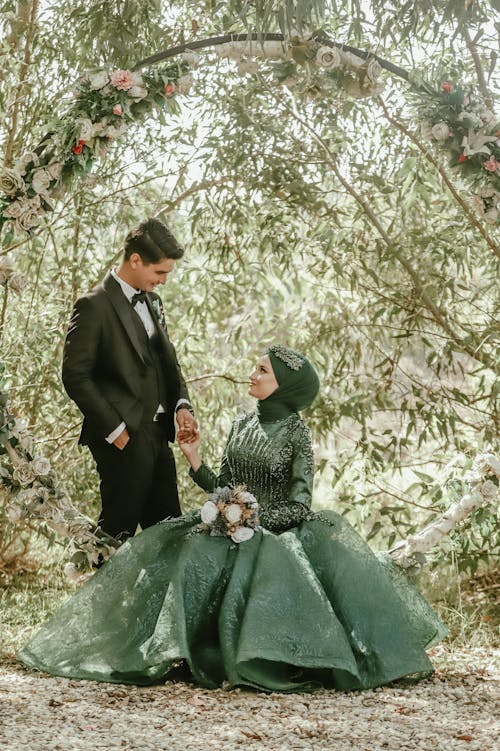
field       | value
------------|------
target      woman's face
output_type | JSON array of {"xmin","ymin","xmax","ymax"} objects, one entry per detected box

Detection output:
[{"xmin": 249, "ymin": 355, "xmax": 279, "ymax": 400}]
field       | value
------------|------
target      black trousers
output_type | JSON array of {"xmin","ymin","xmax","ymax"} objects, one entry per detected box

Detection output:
[{"xmin": 87, "ymin": 418, "xmax": 181, "ymax": 540}]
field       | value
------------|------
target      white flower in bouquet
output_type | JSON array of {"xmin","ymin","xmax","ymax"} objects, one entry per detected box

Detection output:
[
  {"xmin": 431, "ymin": 122, "xmax": 451, "ymax": 142},
  {"xmin": 224, "ymin": 503, "xmax": 243, "ymax": 524},
  {"xmin": 231, "ymin": 526, "xmax": 255, "ymax": 543},
  {"xmin": 0, "ymin": 168, "xmax": 26, "ymax": 196},
  {"xmin": 31, "ymin": 456, "xmax": 51, "ymax": 477},
  {"xmin": 315, "ymin": 46, "xmax": 342, "ymax": 69},
  {"xmin": 88, "ymin": 71, "xmax": 110, "ymax": 90},
  {"xmin": 31, "ymin": 169, "xmax": 52, "ymax": 194},
  {"xmin": 478, "ymin": 479, "xmax": 498, "ymax": 501},
  {"xmin": 200, "ymin": 500, "xmax": 219, "ymax": 524},
  {"xmin": 239, "ymin": 491, "xmax": 258, "ymax": 507},
  {"xmin": 8, "ymin": 273, "xmax": 27, "ymax": 294},
  {"xmin": 13, "ymin": 462, "xmax": 36, "ymax": 487},
  {"xmin": 63, "ymin": 562, "xmax": 82, "ymax": 582}
]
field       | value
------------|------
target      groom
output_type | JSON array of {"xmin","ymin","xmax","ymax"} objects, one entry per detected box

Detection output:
[{"xmin": 62, "ymin": 217, "xmax": 197, "ymax": 541}]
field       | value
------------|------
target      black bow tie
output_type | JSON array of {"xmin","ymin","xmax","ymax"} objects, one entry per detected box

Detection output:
[{"xmin": 131, "ymin": 290, "xmax": 147, "ymax": 306}]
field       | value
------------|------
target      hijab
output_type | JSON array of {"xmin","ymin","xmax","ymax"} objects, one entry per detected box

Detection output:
[{"xmin": 256, "ymin": 345, "xmax": 320, "ymax": 422}]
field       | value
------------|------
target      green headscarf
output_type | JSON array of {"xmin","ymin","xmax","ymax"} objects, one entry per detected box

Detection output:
[{"xmin": 256, "ymin": 345, "xmax": 320, "ymax": 423}]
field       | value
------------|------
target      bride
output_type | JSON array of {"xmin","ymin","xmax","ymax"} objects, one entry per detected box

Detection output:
[{"xmin": 19, "ymin": 345, "xmax": 446, "ymax": 692}]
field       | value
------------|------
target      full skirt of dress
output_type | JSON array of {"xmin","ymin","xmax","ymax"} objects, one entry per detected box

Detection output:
[{"xmin": 19, "ymin": 510, "xmax": 447, "ymax": 692}]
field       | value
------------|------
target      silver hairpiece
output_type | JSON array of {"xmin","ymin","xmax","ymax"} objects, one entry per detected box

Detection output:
[{"xmin": 269, "ymin": 345, "xmax": 304, "ymax": 371}]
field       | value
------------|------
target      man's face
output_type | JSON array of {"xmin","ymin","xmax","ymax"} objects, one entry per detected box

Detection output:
[{"xmin": 129, "ymin": 254, "xmax": 175, "ymax": 291}]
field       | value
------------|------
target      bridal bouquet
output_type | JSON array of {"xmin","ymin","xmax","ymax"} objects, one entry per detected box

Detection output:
[{"xmin": 200, "ymin": 485, "xmax": 260, "ymax": 543}]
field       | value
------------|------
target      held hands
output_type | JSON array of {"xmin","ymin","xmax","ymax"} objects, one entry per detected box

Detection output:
[
  {"xmin": 176, "ymin": 408, "xmax": 198, "ymax": 443},
  {"xmin": 176, "ymin": 409, "xmax": 201, "ymax": 470}
]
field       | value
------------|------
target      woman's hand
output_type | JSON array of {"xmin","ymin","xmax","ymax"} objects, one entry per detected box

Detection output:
[{"xmin": 178, "ymin": 429, "xmax": 202, "ymax": 471}]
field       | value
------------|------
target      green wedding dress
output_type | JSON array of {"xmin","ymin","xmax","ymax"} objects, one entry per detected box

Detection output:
[{"xmin": 19, "ymin": 413, "xmax": 446, "ymax": 692}]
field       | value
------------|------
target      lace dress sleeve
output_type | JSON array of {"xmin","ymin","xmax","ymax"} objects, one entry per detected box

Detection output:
[
  {"xmin": 260, "ymin": 420, "xmax": 316, "ymax": 532},
  {"xmin": 189, "ymin": 421, "xmax": 235, "ymax": 492}
]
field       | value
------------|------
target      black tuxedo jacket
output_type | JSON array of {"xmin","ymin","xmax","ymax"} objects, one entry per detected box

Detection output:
[{"xmin": 62, "ymin": 272, "xmax": 190, "ymax": 445}]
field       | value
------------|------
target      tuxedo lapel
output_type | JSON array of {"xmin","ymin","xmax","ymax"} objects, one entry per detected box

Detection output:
[
  {"xmin": 103, "ymin": 273, "xmax": 145, "ymax": 364},
  {"xmin": 145, "ymin": 295, "xmax": 172, "ymax": 360},
  {"xmin": 144, "ymin": 295, "xmax": 180, "ymax": 386}
]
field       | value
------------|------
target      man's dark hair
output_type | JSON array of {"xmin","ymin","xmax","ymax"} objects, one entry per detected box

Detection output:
[{"xmin": 124, "ymin": 218, "xmax": 184, "ymax": 263}]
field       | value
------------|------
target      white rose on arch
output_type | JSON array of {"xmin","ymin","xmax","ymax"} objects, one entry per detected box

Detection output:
[
  {"xmin": 0, "ymin": 169, "xmax": 25, "ymax": 196},
  {"xmin": 46, "ymin": 161, "xmax": 63, "ymax": 181},
  {"xmin": 16, "ymin": 152, "xmax": 40, "ymax": 176},
  {"xmin": 363, "ymin": 58, "xmax": 382, "ymax": 86},
  {"xmin": 479, "ymin": 479, "xmax": 498, "ymax": 501},
  {"xmin": 484, "ymin": 208, "xmax": 499, "ymax": 224},
  {"xmin": 473, "ymin": 453, "xmax": 500, "ymax": 477},
  {"xmin": 431, "ymin": 122, "xmax": 451, "ymax": 142},
  {"xmin": 77, "ymin": 118, "xmax": 94, "ymax": 142},
  {"xmin": 315, "ymin": 46, "xmax": 342, "ymax": 69},
  {"xmin": 14, "ymin": 197, "xmax": 43, "ymax": 233},
  {"xmin": 88, "ymin": 71, "xmax": 110, "ymax": 90},
  {"xmin": 128, "ymin": 85, "xmax": 148, "ymax": 100},
  {"xmin": 31, "ymin": 169, "xmax": 52, "ymax": 194},
  {"xmin": 31, "ymin": 456, "xmax": 51, "ymax": 477},
  {"xmin": 13, "ymin": 462, "xmax": 37, "ymax": 487}
]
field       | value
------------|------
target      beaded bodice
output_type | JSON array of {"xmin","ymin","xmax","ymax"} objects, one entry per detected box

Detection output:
[
  {"xmin": 191, "ymin": 412, "xmax": 315, "ymax": 532},
  {"xmin": 224, "ymin": 413, "xmax": 311, "ymax": 508}
]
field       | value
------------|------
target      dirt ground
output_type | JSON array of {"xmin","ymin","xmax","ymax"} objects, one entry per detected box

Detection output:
[{"xmin": 0, "ymin": 645, "xmax": 498, "ymax": 751}]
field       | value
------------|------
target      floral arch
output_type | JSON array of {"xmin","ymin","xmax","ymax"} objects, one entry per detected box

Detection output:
[{"xmin": 0, "ymin": 32, "xmax": 499, "ymax": 578}]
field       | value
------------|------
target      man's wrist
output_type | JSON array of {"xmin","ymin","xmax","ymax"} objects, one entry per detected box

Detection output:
[{"xmin": 176, "ymin": 403, "xmax": 194, "ymax": 416}]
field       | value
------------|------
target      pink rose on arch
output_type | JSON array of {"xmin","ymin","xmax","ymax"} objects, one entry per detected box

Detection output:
[
  {"xmin": 483, "ymin": 156, "xmax": 499, "ymax": 172},
  {"xmin": 113, "ymin": 104, "xmax": 123, "ymax": 116},
  {"xmin": 111, "ymin": 69, "xmax": 134, "ymax": 91}
]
